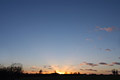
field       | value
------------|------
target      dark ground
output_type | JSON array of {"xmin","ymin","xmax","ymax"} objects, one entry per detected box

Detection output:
[
  {"xmin": 16, "ymin": 74, "xmax": 120, "ymax": 80},
  {"xmin": 1, "ymin": 73, "xmax": 120, "ymax": 80}
]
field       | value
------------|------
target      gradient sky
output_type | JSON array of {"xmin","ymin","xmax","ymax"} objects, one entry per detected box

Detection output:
[{"xmin": 0, "ymin": 0, "xmax": 120, "ymax": 74}]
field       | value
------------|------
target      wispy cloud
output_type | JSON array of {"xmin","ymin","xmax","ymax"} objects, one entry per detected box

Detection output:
[
  {"xmin": 80, "ymin": 62, "xmax": 98, "ymax": 67},
  {"xmin": 86, "ymin": 38, "xmax": 93, "ymax": 41},
  {"xmin": 99, "ymin": 48, "xmax": 102, "ymax": 50},
  {"xmin": 31, "ymin": 70, "xmax": 36, "ymax": 72},
  {"xmin": 105, "ymin": 49, "xmax": 112, "ymax": 52},
  {"xmin": 48, "ymin": 67, "xmax": 52, "ymax": 69},
  {"xmin": 43, "ymin": 65, "xmax": 47, "ymax": 68},
  {"xmin": 47, "ymin": 66, "xmax": 52, "ymax": 69},
  {"xmin": 98, "ymin": 36, "xmax": 102, "ymax": 40},
  {"xmin": 98, "ymin": 48, "xmax": 112, "ymax": 52},
  {"xmin": 43, "ymin": 65, "xmax": 52, "ymax": 69},
  {"xmin": 96, "ymin": 26, "xmax": 116, "ymax": 32},
  {"xmin": 96, "ymin": 26, "xmax": 120, "ymax": 32}
]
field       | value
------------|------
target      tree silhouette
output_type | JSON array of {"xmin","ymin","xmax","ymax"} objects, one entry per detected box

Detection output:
[
  {"xmin": 112, "ymin": 69, "xmax": 118, "ymax": 75},
  {"xmin": 78, "ymin": 72, "xmax": 80, "ymax": 74},
  {"xmin": 39, "ymin": 69, "xmax": 42, "ymax": 74},
  {"xmin": 54, "ymin": 70, "xmax": 57, "ymax": 73},
  {"xmin": 9, "ymin": 63, "xmax": 23, "ymax": 74}
]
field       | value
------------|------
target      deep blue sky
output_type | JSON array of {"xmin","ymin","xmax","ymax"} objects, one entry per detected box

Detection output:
[{"xmin": 0, "ymin": 0, "xmax": 120, "ymax": 74}]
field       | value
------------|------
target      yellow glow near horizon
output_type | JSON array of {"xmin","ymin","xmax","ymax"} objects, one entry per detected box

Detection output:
[{"xmin": 56, "ymin": 70, "xmax": 65, "ymax": 74}]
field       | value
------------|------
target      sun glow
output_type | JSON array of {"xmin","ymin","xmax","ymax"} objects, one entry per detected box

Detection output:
[{"xmin": 56, "ymin": 70, "xmax": 65, "ymax": 74}]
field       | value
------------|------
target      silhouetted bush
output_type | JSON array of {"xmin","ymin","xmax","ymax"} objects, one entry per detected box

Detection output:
[{"xmin": 0, "ymin": 63, "xmax": 23, "ymax": 80}]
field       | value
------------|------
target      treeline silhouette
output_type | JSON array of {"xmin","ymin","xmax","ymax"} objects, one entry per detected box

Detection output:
[
  {"xmin": 0, "ymin": 63, "xmax": 120, "ymax": 80},
  {"xmin": 0, "ymin": 63, "xmax": 23, "ymax": 80}
]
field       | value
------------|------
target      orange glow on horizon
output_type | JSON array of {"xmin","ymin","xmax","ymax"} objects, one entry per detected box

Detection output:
[{"xmin": 23, "ymin": 70, "xmax": 110, "ymax": 75}]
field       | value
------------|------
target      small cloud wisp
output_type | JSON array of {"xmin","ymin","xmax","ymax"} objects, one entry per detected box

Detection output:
[{"xmin": 96, "ymin": 26, "xmax": 116, "ymax": 32}]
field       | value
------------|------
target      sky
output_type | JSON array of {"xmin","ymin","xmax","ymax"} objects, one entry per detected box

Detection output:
[{"xmin": 0, "ymin": 0, "xmax": 120, "ymax": 74}]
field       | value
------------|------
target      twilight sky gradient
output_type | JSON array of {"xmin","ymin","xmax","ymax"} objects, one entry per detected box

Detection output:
[{"xmin": 0, "ymin": 0, "xmax": 120, "ymax": 74}]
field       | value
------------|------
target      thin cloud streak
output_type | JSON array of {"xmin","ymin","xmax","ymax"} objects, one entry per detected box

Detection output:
[
  {"xmin": 85, "ymin": 69, "xmax": 97, "ymax": 72},
  {"xmin": 30, "ymin": 66, "xmax": 39, "ymax": 69},
  {"xmin": 105, "ymin": 49, "xmax": 112, "ymax": 52},
  {"xmin": 96, "ymin": 26, "xmax": 115, "ymax": 32},
  {"xmin": 99, "ymin": 62, "xmax": 108, "ymax": 65},
  {"xmin": 99, "ymin": 62, "xmax": 113, "ymax": 66},
  {"xmin": 86, "ymin": 38, "xmax": 93, "ymax": 41},
  {"xmin": 80, "ymin": 69, "xmax": 97, "ymax": 72},
  {"xmin": 80, "ymin": 62, "xmax": 98, "ymax": 67}
]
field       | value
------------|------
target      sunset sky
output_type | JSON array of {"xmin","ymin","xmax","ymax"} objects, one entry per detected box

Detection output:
[{"xmin": 0, "ymin": 0, "xmax": 120, "ymax": 74}]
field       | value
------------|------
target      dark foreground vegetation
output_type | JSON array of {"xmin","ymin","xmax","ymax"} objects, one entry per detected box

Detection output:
[
  {"xmin": 0, "ymin": 63, "xmax": 120, "ymax": 80},
  {"xmin": 16, "ymin": 74, "xmax": 120, "ymax": 80},
  {"xmin": 0, "ymin": 63, "xmax": 23, "ymax": 80}
]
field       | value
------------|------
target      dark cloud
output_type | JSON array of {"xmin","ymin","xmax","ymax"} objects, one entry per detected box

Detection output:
[
  {"xmin": 99, "ymin": 62, "xmax": 113, "ymax": 66},
  {"xmin": 85, "ymin": 63, "xmax": 98, "ymax": 67},
  {"xmin": 80, "ymin": 69, "xmax": 97, "ymax": 72},
  {"xmin": 85, "ymin": 69, "xmax": 97, "ymax": 72},
  {"xmin": 80, "ymin": 69, "xmax": 84, "ymax": 71},
  {"xmin": 112, "ymin": 62, "xmax": 120, "ymax": 65},
  {"xmin": 80, "ymin": 62, "xmax": 98, "ymax": 67},
  {"xmin": 105, "ymin": 49, "xmax": 112, "ymax": 52},
  {"xmin": 99, "ymin": 62, "xmax": 108, "ymax": 65}
]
